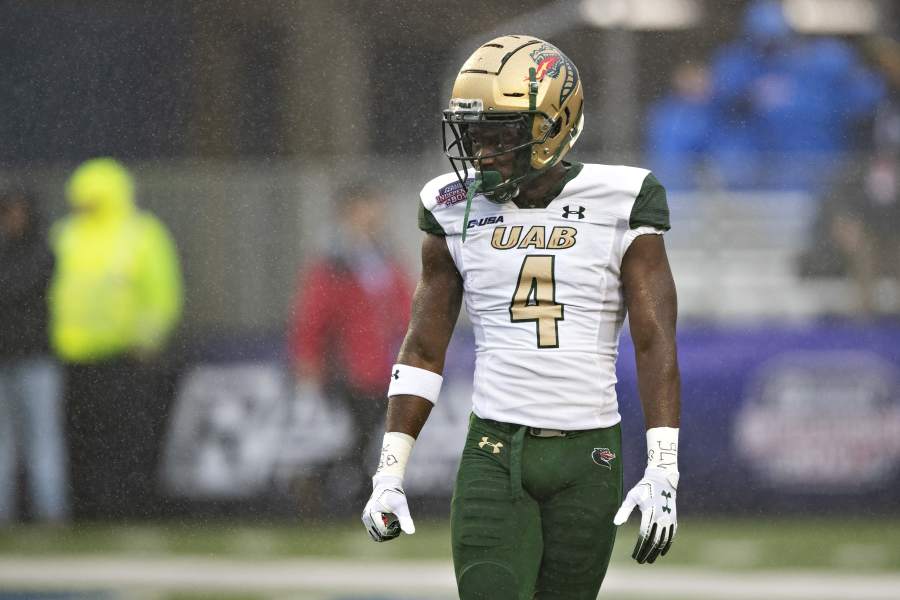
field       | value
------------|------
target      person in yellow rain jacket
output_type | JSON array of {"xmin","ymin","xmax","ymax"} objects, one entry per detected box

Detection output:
[{"xmin": 49, "ymin": 158, "xmax": 183, "ymax": 520}]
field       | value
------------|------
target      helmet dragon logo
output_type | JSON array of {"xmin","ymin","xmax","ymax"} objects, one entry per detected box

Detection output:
[
  {"xmin": 529, "ymin": 44, "xmax": 563, "ymax": 80},
  {"xmin": 528, "ymin": 43, "xmax": 579, "ymax": 106}
]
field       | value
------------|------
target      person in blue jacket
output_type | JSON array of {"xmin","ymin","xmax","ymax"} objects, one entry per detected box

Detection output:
[
  {"xmin": 708, "ymin": 0, "xmax": 885, "ymax": 192},
  {"xmin": 645, "ymin": 62, "xmax": 715, "ymax": 191}
]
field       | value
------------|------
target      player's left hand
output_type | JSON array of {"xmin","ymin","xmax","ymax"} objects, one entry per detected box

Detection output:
[{"xmin": 613, "ymin": 466, "xmax": 678, "ymax": 564}]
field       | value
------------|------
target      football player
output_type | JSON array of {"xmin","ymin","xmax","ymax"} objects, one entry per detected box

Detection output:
[{"xmin": 362, "ymin": 35, "xmax": 681, "ymax": 599}]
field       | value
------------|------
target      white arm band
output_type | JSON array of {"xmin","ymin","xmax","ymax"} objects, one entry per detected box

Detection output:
[
  {"xmin": 646, "ymin": 426, "xmax": 679, "ymax": 472},
  {"xmin": 387, "ymin": 364, "xmax": 443, "ymax": 405},
  {"xmin": 374, "ymin": 431, "xmax": 416, "ymax": 481}
]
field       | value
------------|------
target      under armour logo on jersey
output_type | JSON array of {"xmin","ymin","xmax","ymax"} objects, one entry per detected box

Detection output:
[
  {"xmin": 562, "ymin": 205, "xmax": 585, "ymax": 219},
  {"xmin": 478, "ymin": 436, "xmax": 504, "ymax": 454},
  {"xmin": 392, "ymin": 369, "xmax": 400, "ymax": 380},
  {"xmin": 662, "ymin": 490, "xmax": 673, "ymax": 513}
]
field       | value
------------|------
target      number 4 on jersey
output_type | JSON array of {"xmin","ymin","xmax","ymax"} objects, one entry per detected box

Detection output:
[{"xmin": 510, "ymin": 255, "xmax": 564, "ymax": 348}]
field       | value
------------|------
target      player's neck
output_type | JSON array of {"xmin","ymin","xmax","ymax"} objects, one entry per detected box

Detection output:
[{"xmin": 512, "ymin": 163, "xmax": 569, "ymax": 209}]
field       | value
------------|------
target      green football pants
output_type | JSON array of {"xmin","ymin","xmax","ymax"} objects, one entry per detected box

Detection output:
[{"xmin": 451, "ymin": 414, "xmax": 623, "ymax": 600}]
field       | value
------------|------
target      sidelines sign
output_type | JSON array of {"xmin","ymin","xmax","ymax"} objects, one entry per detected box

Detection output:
[
  {"xmin": 162, "ymin": 364, "xmax": 292, "ymax": 498},
  {"xmin": 161, "ymin": 338, "xmax": 474, "ymax": 500},
  {"xmin": 162, "ymin": 323, "xmax": 900, "ymax": 513},
  {"xmin": 735, "ymin": 351, "xmax": 900, "ymax": 491}
]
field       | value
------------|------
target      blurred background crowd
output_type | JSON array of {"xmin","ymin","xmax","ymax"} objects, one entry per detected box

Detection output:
[{"xmin": 1, "ymin": 0, "xmax": 899, "ymax": 539}]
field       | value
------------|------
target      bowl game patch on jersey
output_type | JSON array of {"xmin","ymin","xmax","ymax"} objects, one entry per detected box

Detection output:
[{"xmin": 437, "ymin": 180, "xmax": 469, "ymax": 207}]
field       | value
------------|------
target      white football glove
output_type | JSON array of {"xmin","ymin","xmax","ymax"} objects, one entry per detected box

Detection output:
[
  {"xmin": 614, "ymin": 466, "xmax": 678, "ymax": 564},
  {"xmin": 361, "ymin": 474, "xmax": 416, "ymax": 542}
]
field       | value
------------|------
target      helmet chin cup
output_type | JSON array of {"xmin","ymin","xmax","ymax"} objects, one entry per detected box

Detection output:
[
  {"xmin": 477, "ymin": 169, "xmax": 504, "ymax": 191},
  {"xmin": 477, "ymin": 170, "xmax": 517, "ymax": 203},
  {"xmin": 485, "ymin": 184, "xmax": 518, "ymax": 204}
]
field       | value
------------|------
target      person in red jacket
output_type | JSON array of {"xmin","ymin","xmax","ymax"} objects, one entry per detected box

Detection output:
[{"xmin": 288, "ymin": 183, "xmax": 412, "ymax": 513}]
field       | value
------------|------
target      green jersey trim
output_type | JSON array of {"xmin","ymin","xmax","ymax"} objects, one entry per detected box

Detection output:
[
  {"xmin": 629, "ymin": 173, "xmax": 670, "ymax": 231},
  {"xmin": 418, "ymin": 203, "xmax": 447, "ymax": 236}
]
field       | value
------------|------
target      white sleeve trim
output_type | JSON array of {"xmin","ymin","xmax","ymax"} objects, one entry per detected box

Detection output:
[{"xmin": 621, "ymin": 225, "xmax": 665, "ymax": 257}]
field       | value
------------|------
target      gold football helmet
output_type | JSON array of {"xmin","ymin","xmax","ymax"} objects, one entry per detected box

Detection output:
[{"xmin": 443, "ymin": 35, "xmax": 585, "ymax": 203}]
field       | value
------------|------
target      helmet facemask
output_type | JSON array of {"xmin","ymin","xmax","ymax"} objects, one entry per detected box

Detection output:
[{"xmin": 442, "ymin": 99, "xmax": 560, "ymax": 204}]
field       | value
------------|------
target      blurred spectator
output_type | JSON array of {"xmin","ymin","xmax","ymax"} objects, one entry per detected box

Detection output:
[
  {"xmin": 645, "ymin": 62, "xmax": 714, "ymax": 190},
  {"xmin": 799, "ymin": 154, "xmax": 900, "ymax": 315},
  {"xmin": 867, "ymin": 36, "xmax": 900, "ymax": 156},
  {"xmin": 288, "ymin": 183, "xmax": 412, "ymax": 514},
  {"xmin": 49, "ymin": 158, "xmax": 183, "ymax": 519},
  {"xmin": 708, "ymin": 0, "xmax": 884, "ymax": 192},
  {"xmin": 0, "ymin": 188, "xmax": 68, "ymax": 525},
  {"xmin": 799, "ymin": 36, "xmax": 900, "ymax": 315}
]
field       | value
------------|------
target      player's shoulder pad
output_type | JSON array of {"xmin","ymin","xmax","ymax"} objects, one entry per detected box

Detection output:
[
  {"xmin": 566, "ymin": 164, "xmax": 669, "ymax": 231},
  {"xmin": 418, "ymin": 172, "xmax": 472, "ymax": 237}
]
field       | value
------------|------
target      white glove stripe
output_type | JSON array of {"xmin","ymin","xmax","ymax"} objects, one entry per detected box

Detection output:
[{"xmin": 640, "ymin": 495, "xmax": 654, "ymax": 537}]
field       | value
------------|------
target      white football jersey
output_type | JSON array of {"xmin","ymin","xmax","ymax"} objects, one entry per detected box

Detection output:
[{"xmin": 419, "ymin": 163, "xmax": 669, "ymax": 430}]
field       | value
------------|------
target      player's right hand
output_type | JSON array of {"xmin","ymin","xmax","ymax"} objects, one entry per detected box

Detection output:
[{"xmin": 361, "ymin": 474, "xmax": 416, "ymax": 542}]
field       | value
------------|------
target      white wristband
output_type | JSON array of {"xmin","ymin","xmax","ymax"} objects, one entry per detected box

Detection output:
[
  {"xmin": 374, "ymin": 431, "xmax": 416, "ymax": 481},
  {"xmin": 387, "ymin": 364, "xmax": 443, "ymax": 405},
  {"xmin": 646, "ymin": 426, "xmax": 679, "ymax": 472}
]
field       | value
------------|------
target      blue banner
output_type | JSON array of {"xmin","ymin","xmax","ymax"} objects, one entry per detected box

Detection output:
[
  {"xmin": 161, "ymin": 321, "xmax": 900, "ymax": 516},
  {"xmin": 616, "ymin": 321, "xmax": 900, "ymax": 514}
]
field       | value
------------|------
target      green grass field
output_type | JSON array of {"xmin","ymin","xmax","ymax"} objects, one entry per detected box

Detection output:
[
  {"xmin": 0, "ymin": 518, "xmax": 898, "ymax": 599},
  {"xmin": 2, "ymin": 517, "xmax": 898, "ymax": 571}
]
